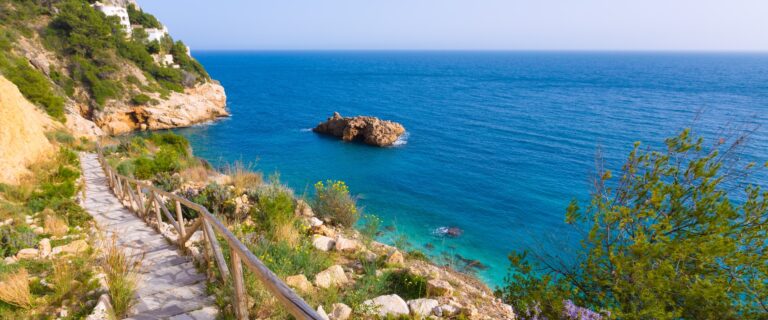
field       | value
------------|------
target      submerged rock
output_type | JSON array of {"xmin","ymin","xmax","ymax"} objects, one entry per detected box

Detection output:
[{"xmin": 313, "ymin": 112, "xmax": 405, "ymax": 147}]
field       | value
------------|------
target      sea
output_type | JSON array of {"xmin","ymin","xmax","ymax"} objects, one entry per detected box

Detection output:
[{"xmin": 172, "ymin": 51, "xmax": 768, "ymax": 288}]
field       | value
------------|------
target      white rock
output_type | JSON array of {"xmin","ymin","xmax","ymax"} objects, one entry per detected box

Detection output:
[
  {"xmin": 312, "ymin": 235, "xmax": 336, "ymax": 252},
  {"xmin": 33, "ymin": 226, "xmax": 45, "ymax": 235},
  {"xmin": 386, "ymin": 250, "xmax": 405, "ymax": 266},
  {"xmin": 334, "ymin": 236, "xmax": 359, "ymax": 253},
  {"xmin": 52, "ymin": 239, "xmax": 89, "ymax": 255},
  {"xmin": 314, "ymin": 265, "xmax": 348, "ymax": 289},
  {"xmin": 427, "ymin": 279, "xmax": 454, "ymax": 296},
  {"xmin": 362, "ymin": 250, "xmax": 378, "ymax": 263},
  {"xmin": 316, "ymin": 305, "xmax": 330, "ymax": 320},
  {"xmin": 362, "ymin": 294, "xmax": 409, "ymax": 317},
  {"xmin": 285, "ymin": 274, "xmax": 313, "ymax": 293},
  {"xmin": 16, "ymin": 248, "xmax": 39, "ymax": 260},
  {"xmin": 330, "ymin": 303, "xmax": 352, "ymax": 320},
  {"xmin": 3, "ymin": 256, "xmax": 17, "ymax": 264},
  {"xmin": 308, "ymin": 217, "xmax": 323, "ymax": 227},
  {"xmin": 38, "ymin": 238, "xmax": 51, "ymax": 258},
  {"xmin": 437, "ymin": 304, "xmax": 460, "ymax": 317},
  {"xmin": 407, "ymin": 298, "xmax": 439, "ymax": 317}
]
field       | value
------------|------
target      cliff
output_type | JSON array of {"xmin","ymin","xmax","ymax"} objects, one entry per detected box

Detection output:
[
  {"xmin": 0, "ymin": 76, "xmax": 58, "ymax": 184},
  {"xmin": 0, "ymin": 0, "xmax": 228, "ymax": 138}
]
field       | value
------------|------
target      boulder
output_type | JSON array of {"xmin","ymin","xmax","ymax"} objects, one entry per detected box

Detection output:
[
  {"xmin": 330, "ymin": 303, "xmax": 352, "ymax": 320},
  {"xmin": 314, "ymin": 265, "xmax": 348, "ymax": 289},
  {"xmin": 334, "ymin": 236, "xmax": 359, "ymax": 253},
  {"xmin": 361, "ymin": 250, "xmax": 378, "ymax": 263},
  {"xmin": 285, "ymin": 274, "xmax": 313, "ymax": 293},
  {"xmin": 386, "ymin": 250, "xmax": 405, "ymax": 266},
  {"xmin": 316, "ymin": 305, "xmax": 330, "ymax": 320},
  {"xmin": 313, "ymin": 112, "xmax": 406, "ymax": 147},
  {"xmin": 312, "ymin": 235, "xmax": 336, "ymax": 252},
  {"xmin": 362, "ymin": 294, "xmax": 409, "ymax": 317},
  {"xmin": 16, "ymin": 248, "xmax": 39, "ymax": 260},
  {"xmin": 38, "ymin": 238, "xmax": 51, "ymax": 258},
  {"xmin": 312, "ymin": 225, "xmax": 337, "ymax": 238},
  {"xmin": 427, "ymin": 279, "xmax": 454, "ymax": 297},
  {"xmin": 295, "ymin": 200, "xmax": 314, "ymax": 217},
  {"xmin": 435, "ymin": 304, "xmax": 460, "ymax": 317},
  {"xmin": 308, "ymin": 217, "xmax": 324, "ymax": 227},
  {"xmin": 52, "ymin": 239, "xmax": 89, "ymax": 256},
  {"xmin": 407, "ymin": 298, "xmax": 439, "ymax": 317}
]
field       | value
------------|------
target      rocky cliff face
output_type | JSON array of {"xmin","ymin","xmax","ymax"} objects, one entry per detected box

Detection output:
[
  {"xmin": 0, "ymin": 76, "xmax": 58, "ymax": 184},
  {"xmin": 95, "ymin": 81, "xmax": 229, "ymax": 135},
  {"xmin": 313, "ymin": 112, "xmax": 406, "ymax": 147}
]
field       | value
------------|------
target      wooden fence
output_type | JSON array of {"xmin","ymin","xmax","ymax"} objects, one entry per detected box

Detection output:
[{"xmin": 96, "ymin": 147, "xmax": 323, "ymax": 320}]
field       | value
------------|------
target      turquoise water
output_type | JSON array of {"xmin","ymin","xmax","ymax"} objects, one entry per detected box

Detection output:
[{"xmin": 175, "ymin": 51, "xmax": 768, "ymax": 287}]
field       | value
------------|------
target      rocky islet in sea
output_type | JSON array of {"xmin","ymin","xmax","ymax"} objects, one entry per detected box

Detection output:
[{"xmin": 313, "ymin": 112, "xmax": 406, "ymax": 147}]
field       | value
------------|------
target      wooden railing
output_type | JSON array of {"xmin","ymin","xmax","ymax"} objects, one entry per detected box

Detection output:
[{"xmin": 95, "ymin": 147, "xmax": 323, "ymax": 320}]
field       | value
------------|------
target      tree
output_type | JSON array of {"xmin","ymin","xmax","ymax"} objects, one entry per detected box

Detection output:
[{"xmin": 500, "ymin": 129, "xmax": 768, "ymax": 319}]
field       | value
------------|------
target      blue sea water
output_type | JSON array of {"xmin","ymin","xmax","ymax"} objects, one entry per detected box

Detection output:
[{"xmin": 175, "ymin": 51, "xmax": 768, "ymax": 287}]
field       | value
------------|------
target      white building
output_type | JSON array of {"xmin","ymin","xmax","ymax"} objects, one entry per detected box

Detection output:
[
  {"xmin": 152, "ymin": 54, "xmax": 175, "ymax": 67},
  {"xmin": 145, "ymin": 26, "xmax": 168, "ymax": 42},
  {"xmin": 92, "ymin": 2, "xmax": 131, "ymax": 35}
]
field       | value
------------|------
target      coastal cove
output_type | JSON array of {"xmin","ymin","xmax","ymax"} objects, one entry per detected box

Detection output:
[{"xmin": 170, "ymin": 51, "xmax": 768, "ymax": 287}]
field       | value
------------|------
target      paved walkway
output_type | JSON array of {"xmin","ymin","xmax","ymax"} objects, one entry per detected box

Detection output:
[{"xmin": 80, "ymin": 153, "xmax": 217, "ymax": 320}]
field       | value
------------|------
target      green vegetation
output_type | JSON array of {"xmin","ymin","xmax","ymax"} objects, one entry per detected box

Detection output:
[
  {"xmin": 109, "ymin": 132, "xmax": 196, "ymax": 180},
  {"xmin": 313, "ymin": 180, "xmax": 360, "ymax": 227},
  {"xmin": 499, "ymin": 129, "xmax": 768, "ymax": 319},
  {"xmin": 0, "ymin": 0, "xmax": 211, "ymax": 113},
  {"xmin": 0, "ymin": 135, "xmax": 100, "ymax": 318},
  {"xmin": 127, "ymin": 4, "xmax": 161, "ymax": 29}
]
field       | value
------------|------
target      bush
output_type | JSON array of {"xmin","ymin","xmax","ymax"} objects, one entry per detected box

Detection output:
[
  {"xmin": 101, "ymin": 237, "xmax": 142, "ymax": 317},
  {"xmin": 149, "ymin": 132, "xmax": 190, "ymax": 157},
  {"xmin": 0, "ymin": 54, "xmax": 65, "ymax": 121},
  {"xmin": 193, "ymin": 183, "xmax": 233, "ymax": 216},
  {"xmin": 313, "ymin": 180, "xmax": 359, "ymax": 227},
  {"xmin": 132, "ymin": 157, "xmax": 156, "ymax": 179},
  {"xmin": 0, "ymin": 268, "xmax": 31, "ymax": 309},
  {"xmin": 116, "ymin": 160, "xmax": 135, "ymax": 177},
  {"xmin": 130, "ymin": 93, "xmax": 150, "ymax": 105},
  {"xmin": 155, "ymin": 172, "xmax": 181, "ymax": 192},
  {"xmin": 500, "ymin": 129, "xmax": 768, "ymax": 319},
  {"xmin": 127, "ymin": 4, "xmax": 161, "ymax": 29},
  {"xmin": 252, "ymin": 182, "xmax": 296, "ymax": 242}
]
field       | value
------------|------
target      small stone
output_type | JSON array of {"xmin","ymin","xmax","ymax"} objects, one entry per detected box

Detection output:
[
  {"xmin": 59, "ymin": 307, "xmax": 68, "ymax": 317},
  {"xmin": 312, "ymin": 225, "xmax": 337, "ymax": 238},
  {"xmin": 407, "ymin": 298, "xmax": 439, "ymax": 317},
  {"xmin": 361, "ymin": 250, "xmax": 378, "ymax": 263},
  {"xmin": 362, "ymin": 294, "xmax": 409, "ymax": 317},
  {"xmin": 317, "ymin": 305, "xmax": 330, "ymax": 320},
  {"xmin": 386, "ymin": 250, "xmax": 405, "ymax": 266},
  {"xmin": 308, "ymin": 217, "xmax": 323, "ymax": 227},
  {"xmin": 38, "ymin": 238, "xmax": 51, "ymax": 258},
  {"xmin": 285, "ymin": 274, "xmax": 314, "ymax": 293},
  {"xmin": 427, "ymin": 279, "xmax": 454, "ymax": 296},
  {"xmin": 296, "ymin": 199, "xmax": 315, "ymax": 217},
  {"xmin": 52, "ymin": 239, "xmax": 89, "ymax": 255},
  {"xmin": 16, "ymin": 248, "xmax": 39, "ymax": 260},
  {"xmin": 3, "ymin": 256, "xmax": 17, "ymax": 265},
  {"xmin": 334, "ymin": 236, "xmax": 359, "ymax": 253},
  {"xmin": 312, "ymin": 235, "xmax": 336, "ymax": 252},
  {"xmin": 33, "ymin": 227, "xmax": 45, "ymax": 235},
  {"xmin": 314, "ymin": 265, "xmax": 348, "ymax": 289},
  {"xmin": 437, "ymin": 304, "xmax": 460, "ymax": 316},
  {"xmin": 330, "ymin": 303, "xmax": 352, "ymax": 320}
]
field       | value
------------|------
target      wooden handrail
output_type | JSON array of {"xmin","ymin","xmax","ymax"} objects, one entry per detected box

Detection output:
[{"xmin": 95, "ymin": 146, "xmax": 323, "ymax": 320}]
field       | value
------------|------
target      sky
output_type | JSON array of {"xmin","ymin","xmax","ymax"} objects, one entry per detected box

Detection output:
[{"xmin": 138, "ymin": 0, "xmax": 768, "ymax": 51}]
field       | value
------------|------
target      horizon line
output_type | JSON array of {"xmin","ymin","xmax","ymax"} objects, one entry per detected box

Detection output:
[{"xmin": 190, "ymin": 48, "xmax": 768, "ymax": 54}]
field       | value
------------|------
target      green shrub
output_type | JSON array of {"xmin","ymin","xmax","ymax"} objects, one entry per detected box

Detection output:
[
  {"xmin": 127, "ymin": 4, "xmax": 161, "ymax": 28},
  {"xmin": 116, "ymin": 160, "xmax": 135, "ymax": 177},
  {"xmin": 0, "ymin": 54, "xmax": 65, "ymax": 121},
  {"xmin": 193, "ymin": 183, "xmax": 233, "ymax": 215},
  {"xmin": 154, "ymin": 172, "xmax": 181, "ymax": 192},
  {"xmin": 247, "ymin": 237, "xmax": 332, "ymax": 278},
  {"xmin": 132, "ymin": 157, "xmax": 156, "ymax": 179},
  {"xmin": 149, "ymin": 132, "xmax": 190, "ymax": 157},
  {"xmin": 153, "ymin": 147, "xmax": 182, "ymax": 173},
  {"xmin": 253, "ymin": 182, "xmax": 297, "ymax": 240},
  {"xmin": 313, "ymin": 180, "xmax": 359, "ymax": 227},
  {"xmin": 45, "ymin": 129, "xmax": 76, "ymax": 145},
  {"xmin": 0, "ymin": 226, "xmax": 37, "ymax": 258},
  {"xmin": 130, "ymin": 93, "xmax": 150, "ymax": 105}
]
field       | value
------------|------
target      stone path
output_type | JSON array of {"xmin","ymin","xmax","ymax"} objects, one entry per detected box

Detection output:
[{"xmin": 80, "ymin": 153, "xmax": 217, "ymax": 320}]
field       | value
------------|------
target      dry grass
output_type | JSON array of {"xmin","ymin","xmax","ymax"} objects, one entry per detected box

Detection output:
[
  {"xmin": 52, "ymin": 259, "xmax": 76, "ymax": 302},
  {"xmin": 44, "ymin": 213, "xmax": 68, "ymax": 237},
  {"xmin": 101, "ymin": 236, "xmax": 144, "ymax": 317},
  {"xmin": 273, "ymin": 223, "xmax": 300, "ymax": 247},
  {"xmin": 0, "ymin": 268, "xmax": 31, "ymax": 309},
  {"xmin": 227, "ymin": 161, "xmax": 263, "ymax": 193},
  {"xmin": 178, "ymin": 164, "xmax": 210, "ymax": 184}
]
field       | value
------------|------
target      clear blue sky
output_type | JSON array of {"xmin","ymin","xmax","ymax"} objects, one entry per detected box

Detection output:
[{"xmin": 138, "ymin": 0, "xmax": 768, "ymax": 51}]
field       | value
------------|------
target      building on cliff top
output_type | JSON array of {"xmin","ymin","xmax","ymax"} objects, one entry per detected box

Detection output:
[
  {"xmin": 145, "ymin": 26, "xmax": 169, "ymax": 42},
  {"xmin": 92, "ymin": 2, "xmax": 131, "ymax": 35}
]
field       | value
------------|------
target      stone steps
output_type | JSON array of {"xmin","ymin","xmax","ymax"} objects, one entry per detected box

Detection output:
[{"xmin": 80, "ymin": 153, "xmax": 217, "ymax": 320}]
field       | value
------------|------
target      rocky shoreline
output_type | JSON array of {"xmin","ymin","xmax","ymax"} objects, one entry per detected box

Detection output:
[{"xmin": 313, "ymin": 112, "xmax": 406, "ymax": 147}]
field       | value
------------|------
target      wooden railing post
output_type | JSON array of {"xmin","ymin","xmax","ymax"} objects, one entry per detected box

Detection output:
[
  {"xmin": 175, "ymin": 200, "xmax": 186, "ymax": 247},
  {"xmin": 203, "ymin": 218, "xmax": 231, "ymax": 280},
  {"xmin": 231, "ymin": 250, "xmax": 249, "ymax": 320}
]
